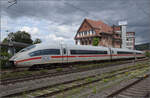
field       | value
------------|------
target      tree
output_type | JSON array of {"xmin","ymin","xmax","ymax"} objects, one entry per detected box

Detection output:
[
  {"xmin": 9, "ymin": 31, "xmax": 33, "ymax": 44},
  {"xmin": 145, "ymin": 51, "xmax": 150, "ymax": 58},
  {"xmin": 92, "ymin": 37, "xmax": 99, "ymax": 46},
  {"xmin": 33, "ymin": 38, "xmax": 42, "ymax": 44}
]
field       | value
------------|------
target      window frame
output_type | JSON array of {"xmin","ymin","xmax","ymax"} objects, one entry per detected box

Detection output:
[
  {"xmin": 70, "ymin": 49, "xmax": 108, "ymax": 55},
  {"xmin": 117, "ymin": 51, "xmax": 133, "ymax": 54},
  {"xmin": 29, "ymin": 49, "xmax": 60, "ymax": 57}
]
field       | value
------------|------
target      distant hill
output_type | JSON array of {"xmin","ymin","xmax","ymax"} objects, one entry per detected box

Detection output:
[{"xmin": 135, "ymin": 43, "xmax": 150, "ymax": 51}]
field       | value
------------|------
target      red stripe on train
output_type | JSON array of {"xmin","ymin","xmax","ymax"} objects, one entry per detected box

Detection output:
[
  {"xmin": 78, "ymin": 54, "xmax": 108, "ymax": 57},
  {"xmin": 51, "ymin": 55, "xmax": 109, "ymax": 58},
  {"xmin": 16, "ymin": 57, "xmax": 42, "ymax": 63},
  {"xmin": 51, "ymin": 56, "xmax": 77, "ymax": 58},
  {"xmin": 16, "ymin": 54, "xmax": 144, "ymax": 63}
]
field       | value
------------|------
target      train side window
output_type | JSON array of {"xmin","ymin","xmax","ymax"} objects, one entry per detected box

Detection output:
[
  {"xmin": 136, "ymin": 52, "xmax": 142, "ymax": 54},
  {"xmin": 41, "ymin": 49, "xmax": 60, "ymax": 55},
  {"xmin": 63, "ymin": 48, "xmax": 66, "ymax": 54},
  {"xmin": 117, "ymin": 51, "xmax": 133, "ymax": 54},
  {"xmin": 111, "ymin": 50, "xmax": 114, "ymax": 54},
  {"xmin": 29, "ymin": 49, "xmax": 60, "ymax": 57},
  {"xmin": 70, "ymin": 50, "xmax": 107, "ymax": 55},
  {"xmin": 29, "ymin": 50, "xmax": 41, "ymax": 56}
]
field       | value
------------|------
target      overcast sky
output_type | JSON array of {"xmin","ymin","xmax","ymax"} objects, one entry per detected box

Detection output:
[{"xmin": 1, "ymin": 0, "xmax": 150, "ymax": 45}]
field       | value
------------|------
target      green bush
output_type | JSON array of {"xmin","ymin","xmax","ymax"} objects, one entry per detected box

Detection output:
[
  {"xmin": 92, "ymin": 38, "xmax": 99, "ymax": 46},
  {"xmin": 0, "ymin": 59, "xmax": 10, "ymax": 69},
  {"xmin": 145, "ymin": 51, "xmax": 150, "ymax": 58},
  {"xmin": 0, "ymin": 52, "xmax": 12, "ymax": 69}
]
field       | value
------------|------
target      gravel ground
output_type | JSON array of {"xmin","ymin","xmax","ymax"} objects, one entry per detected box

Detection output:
[
  {"xmin": 49, "ymin": 65, "xmax": 150, "ymax": 98},
  {"xmin": 0, "ymin": 61, "xmax": 147, "ymax": 97},
  {"xmin": 79, "ymin": 71, "xmax": 150, "ymax": 98}
]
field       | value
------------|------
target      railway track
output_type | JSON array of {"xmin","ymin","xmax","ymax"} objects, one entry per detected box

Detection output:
[
  {"xmin": 4, "ymin": 62, "xmax": 150, "ymax": 98},
  {"xmin": 1, "ymin": 58, "xmax": 148, "ymax": 85},
  {"xmin": 107, "ymin": 74, "xmax": 150, "ymax": 98}
]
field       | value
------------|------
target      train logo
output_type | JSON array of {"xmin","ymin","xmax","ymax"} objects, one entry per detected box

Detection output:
[{"xmin": 42, "ymin": 56, "xmax": 50, "ymax": 61}]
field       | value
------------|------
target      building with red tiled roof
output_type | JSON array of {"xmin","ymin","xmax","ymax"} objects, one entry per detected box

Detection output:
[
  {"xmin": 85, "ymin": 19, "xmax": 113, "ymax": 34},
  {"xmin": 75, "ymin": 18, "xmax": 121, "ymax": 48},
  {"xmin": 74, "ymin": 18, "xmax": 135, "ymax": 49}
]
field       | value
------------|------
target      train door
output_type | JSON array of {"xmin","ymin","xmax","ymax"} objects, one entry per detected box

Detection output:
[
  {"xmin": 109, "ymin": 48, "xmax": 113, "ymax": 61},
  {"xmin": 61, "ymin": 45, "xmax": 68, "ymax": 63}
]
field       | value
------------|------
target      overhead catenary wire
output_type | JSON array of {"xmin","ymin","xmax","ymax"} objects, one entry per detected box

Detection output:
[
  {"xmin": 64, "ymin": 2, "xmax": 114, "ymax": 25},
  {"xmin": 7, "ymin": 0, "xmax": 17, "ymax": 8}
]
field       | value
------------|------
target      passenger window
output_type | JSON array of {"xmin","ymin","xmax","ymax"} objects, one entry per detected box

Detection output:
[
  {"xmin": 70, "ymin": 50, "xmax": 107, "ymax": 55},
  {"xmin": 29, "ymin": 49, "xmax": 60, "ymax": 57},
  {"xmin": 63, "ymin": 48, "xmax": 66, "ymax": 54},
  {"xmin": 29, "ymin": 50, "xmax": 41, "ymax": 56},
  {"xmin": 111, "ymin": 50, "xmax": 114, "ymax": 54}
]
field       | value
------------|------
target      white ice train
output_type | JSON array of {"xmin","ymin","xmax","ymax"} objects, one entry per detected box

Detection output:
[{"xmin": 9, "ymin": 43, "xmax": 145, "ymax": 68}]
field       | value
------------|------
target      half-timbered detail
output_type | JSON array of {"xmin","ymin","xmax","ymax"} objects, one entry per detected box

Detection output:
[{"xmin": 75, "ymin": 18, "xmax": 113, "ymax": 47}]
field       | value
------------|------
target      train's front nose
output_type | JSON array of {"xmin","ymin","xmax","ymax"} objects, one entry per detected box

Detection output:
[{"xmin": 9, "ymin": 54, "xmax": 18, "ymax": 67}]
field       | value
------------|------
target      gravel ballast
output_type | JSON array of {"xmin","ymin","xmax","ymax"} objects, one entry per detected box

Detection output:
[{"xmin": 0, "ymin": 61, "xmax": 147, "ymax": 97}]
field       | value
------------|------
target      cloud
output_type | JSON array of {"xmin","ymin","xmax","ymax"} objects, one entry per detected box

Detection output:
[
  {"xmin": 19, "ymin": 22, "xmax": 77, "ymax": 44},
  {"xmin": 46, "ymin": 34, "xmax": 64, "ymax": 41},
  {"xmin": 1, "ymin": 18, "xmax": 8, "ymax": 30},
  {"xmin": 1, "ymin": 0, "xmax": 150, "ymax": 44},
  {"xmin": 20, "ymin": 26, "xmax": 39, "ymax": 35}
]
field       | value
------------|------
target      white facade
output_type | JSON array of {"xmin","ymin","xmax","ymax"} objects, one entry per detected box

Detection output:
[
  {"xmin": 126, "ymin": 33, "xmax": 135, "ymax": 50},
  {"xmin": 118, "ymin": 21, "xmax": 135, "ymax": 50},
  {"xmin": 119, "ymin": 21, "xmax": 127, "ymax": 49}
]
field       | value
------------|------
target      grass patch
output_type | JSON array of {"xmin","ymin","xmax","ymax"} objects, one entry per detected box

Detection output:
[
  {"xmin": 56, "ymin": 68, "xmax": 63, "ymax": 72},
  {"xmin": 1, "ymin": 60, "xmax": 149, "ymax": 80},
  {"xmin": 85, "ymin": 77, "xmax": 95, "ymax": 83},
  {"xmin": 1, "ymin": 69, "xmax": 49, "ymax": 79},
  {"xmin": 92, "ymin": 86, "xmax": 97, "ymax": 94}
]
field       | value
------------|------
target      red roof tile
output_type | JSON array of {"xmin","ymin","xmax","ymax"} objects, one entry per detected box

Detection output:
[{"xmin": 85, "ymin": 18, "xmax": 113, "ymax": 34}]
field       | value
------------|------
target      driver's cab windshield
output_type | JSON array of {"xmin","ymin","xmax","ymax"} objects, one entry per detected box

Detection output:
[{"xmin": 19, "ymin": 45, "xmax": 36, "ymax": 53}]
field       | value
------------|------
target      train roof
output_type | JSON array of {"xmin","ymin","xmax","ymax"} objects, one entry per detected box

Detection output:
[
  {"xmin": 111, "ymin": 47, "xmax": 134, "ymax": 51},
  {"xmin": 35, "ymin": 43, "xmax": 108, "ymax": 49},
  {"xmin": 34, "ymin": 43, "xmax": 143, "ymax": 53},
  {"xmin": 67, "ymin": 44, "xmax": 109, "ymax": 50}
]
